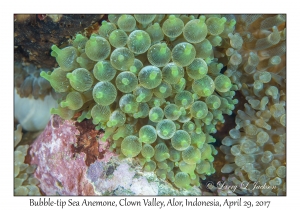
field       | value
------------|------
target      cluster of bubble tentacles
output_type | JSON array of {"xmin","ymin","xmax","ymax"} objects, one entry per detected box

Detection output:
[
  {"xmin": 216, "ymin": 14, "xmax": 286, "ymax": 195},
  {"xmin": 40, "ymin": 14, "xmax": 245, "ymax": 190},
  {"xmin": 14, "ymin": 125, "xmax": 41, "ymax": 195},
  {"xmin": 14, "ymin": 62, "xmax": 53, "ymax": 99}
]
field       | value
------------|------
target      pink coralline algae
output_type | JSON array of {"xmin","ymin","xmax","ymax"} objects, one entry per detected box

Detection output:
[{"xmin": 29, "ymin": 115, "xmax": 114, "ymax": 195}]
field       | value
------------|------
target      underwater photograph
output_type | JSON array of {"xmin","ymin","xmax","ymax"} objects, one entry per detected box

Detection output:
[{"xmin": 14, "ymin": 14, "xmax": 286, "ymax": 196}]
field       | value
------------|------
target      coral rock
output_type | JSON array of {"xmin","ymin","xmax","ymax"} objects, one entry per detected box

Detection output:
[{"xmin": 29, "ymin": 115, "xmax": 97, "ymax": 195}]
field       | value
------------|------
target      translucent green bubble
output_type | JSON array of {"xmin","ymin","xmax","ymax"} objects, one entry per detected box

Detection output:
[
  {"xmin": 205, "ymin": 95, "xmax": 221, "ymax": 109},
  {"xmin": 157, "ymin": 160, "xmax": 169, "ymax": 170},
  {"xmin": 177, "ymin": 108, "xmax": 192, "ymax": 123},
  {"xmin": 66, "ymin": 68, "xmax": 94, "ymax": 92},
  {"xmin": 119, "ymin": 94, "xmax": 139, "ymax": 114},
  {"xmin": 186, "ymin": 58, "xmax": 208, "ymax": 80},
  {"xmin": 174, "ymin": 90, "xmax": 194, "ymax": 109},
  {"xmin": 107, "ymin": 109, "xmax": 126, "ymax": 127},
  {"xmin": 72, "ymin": 34, "xmax": 88, "ymax": 49},
  {"xmin": 149, "ymin": 106, "xmax": 164, "ymax": 122},
  {"xmin": 51, "ymin": 45, "xmax": 79, "ymax": 71},
  {"xmin": 133, "ymin": 102, "xmax": 149, "ymax": 118},
  {"xmin": 108, "ymin": 14, "xmax": 121, "ymax": 24},
  {"xmin": 164, "ymin": 103, "xmax": 181, "ymax": 120},
  {"xmin": 116, "ymin": 71, "xmax": 138, "ymax": 93},
  {"xmin": 203, "ymin": 111, "xmax": 214, "ymax": 125},
  {"xmin": 193, "ymin": 39, "xmax": 213, "ymax": 59},
  {"xmin": 172, "ymin": 42, "xmax": 196, "ymax": 67},
  {"xmin": 40, "ymin": 68, "xmax": 70, "ymax": 92},
  {"xmin": 178, "ymin": 161, "xmax": 196, "ymax": 179},
  {"xmin": 190, "ymin": 101, "xmax": 208, "ymax": 119},
  {"xmin": 214, "ymin": 74, "xmax": 232, "ymax": 92},
  {"xmin": 110, "ymin": 47, "xmax": 135, "ymax": 71},
  {"xmin": 174, "ymin": 172, "xmax": 191, "ymax": 189},
  {"xmin": 182, "ymin": 146, "xmax": 202, "ymax": 164},
  {"xmin": 166, "ymin": 160, "xmax": 175, "ymax": 172},
  {"xmin": 182, "ymin": 121, "xmax": 196, "ymax": 134},
  {"xmin": 85, "ymin": 35, "xmax": 111, "ymax": 61},
  {"xmin": 133, "ymin": 86, "xmax": 153, "ymax": 102},
  {"xmin": 76, "ymin": 53, "xmax": 96, "ymax": 71},
  {"xmin": 169, "ymin": 147, "xmax": 181, "ymax": 163},
  {"xmin": 153, "ymin": 15, "xmax": 165, "ymax": 24},
  {"xmin": 190, "ymin": 132, "xmax": 206, "ymax": 148},
  {"xmin": 196, "ymin": 160, "xmax": 213, "ymax": 175},
  {"xmin": 117, "ymin": 15, "xmax": 136, "ymax": 32},
  {"xmin": 162, "ymin": 15, "xmax": 184, "ymax": 38},
  {"xmin": 60, "ymin": 91, "xmax": 84, "ymax": 110},
  {"xmin": 141, "ymin": 144, "xmax": 155, "ymax": 161},
  {"xmin": 162, "ymin": 62, "xmax": 184, "ymax": 84},
  {"xmin": 156, "ymin": 168, "xmax": 168, "ymax": 179},
  {"xmin": 91, "ymin": 104, "xmax": 111, "ymax": 125},
  {"xmin": 121, "ymin": 135, "xmax": 142, "ymax": 158},
  {"xmin": 156, "ymin": 119, "xmax": 176, "ymax": 139},
  {"xmin": 93, "ymin": 60, "xmax": 116, "ymax": 82},
  {"xmin": 93, "ymin": 81, "xmax": 117, "ymax": 106},
  {"xmin": 171, "ymin": 130, "xmax": 191, "ymax": 151},
  {"xmin": 138, "ymin": 66, "xmax": 162, "ymax": 89},
  {"xmin": 220, "ymin": 19, "xmax": 236, "ymax": 38},
  {"xmin": 153, "ymin": 81, "xmax": 172, "ymax": 99},
  {"xmin": 139, "ymin": 125, "xmax": 157, "ymax": 144},
  {"xmin": 98, "ymin": 20, "xmax": 117, "ymax": 39},
  {"xmin": 144, "ymin": 160, "xmax": 156, "ymax": 172},
  {"xmin": 183, "ymin": 16, "xmax": 208, "ymax": 43},
  {"xmin": 200, "ymin": 143, "xmax": 214, "ymax": 162},
  {"xmin": 149, "ymin": 99, "xmax": 166, "ymax": 110},
  {"xmin": 134, "ymin": 14, "xmax": 156, "ymax": 25},
  {"xmin": 154, "ymin": 143, "xmax": 170, "ymax": 162},
  {"xmin": 109, "ymin": 29, "xmax": 128, "ymax": 48},
  {"xmin": 172, "ymin": 77, "xmax": 186, "ymax": 93},
  {"xmin": 127, "ymin": 30, "xmax": 151, "ymax": 54},
  {"xmin": 192, "ymin": 75, "xmax": 215, "ymax": 97},
  {"xmin": 208, "ymin": 62, "xmax": 223, "ymax": 76},
  {"xmin": 130, "ymin": 59, "xmax": 144, "ymax": 75},
  {"xmin": 147, "ymin": 43, "xmax": 171, "ymax": 67},
  {"xmin": 206, "ymin": 17, "xmax": 227, "ymax": 36},
  {"xmin": 207, "ymin": 35, "xmax": 222, "ymax": 47},
  {"xmin": 146, "ymin": 23, "xmax": 164, "ymax": 44}
]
